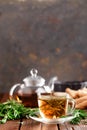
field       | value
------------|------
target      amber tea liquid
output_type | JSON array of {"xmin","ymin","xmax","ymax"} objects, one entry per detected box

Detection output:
[
  {"xmin": 38, "ymin": 95, "xmax": 67, "ymax": 119},
  {"xmin": 17, "ymin": 92, "xmax": 38, "ymax": 108}
]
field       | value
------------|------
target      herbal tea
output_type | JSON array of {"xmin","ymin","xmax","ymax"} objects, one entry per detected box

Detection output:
[
  {"xmin": 38, "ymin": 95, "xmax": 67, "ymax": 119},
  {"xmin": 38, "ymin": 92, "xmax": 75, "ymax": 119}
]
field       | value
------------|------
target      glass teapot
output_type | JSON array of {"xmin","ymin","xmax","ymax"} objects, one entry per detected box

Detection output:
[{"xmin": 9, "ymin": 68, "xmax": 58, "ymax": 108}]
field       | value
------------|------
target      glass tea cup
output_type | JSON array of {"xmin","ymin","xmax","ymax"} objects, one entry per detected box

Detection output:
[{"xmin": 38, "ymin": 92, "xmax": 75, "ymax": 119}]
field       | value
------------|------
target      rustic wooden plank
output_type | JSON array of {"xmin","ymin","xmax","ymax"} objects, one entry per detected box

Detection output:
[
  {"xmin": 0, "ymin": 93, "xmax": 4, "ymax": 102},
  {"xmin": 59, "ymin": 122, "xmax": 87, "ymax": 130},
  {"xmin": 21, "ymin": 119, "xmax": 41, "ymax": 130},
  {"xmin": 21, "ymin": 119, "xmax": 58, "ymax": 130},
  {"xmin": 0, "ymin": 120, "xmax": 20, "ymax": 130},
  {"xmin": 0, "ymin": 93, "xmax": 9, "ymax": 102},
  {"xmin": 59, "ymin": 123, "xmax": 67, "ymax": 130},
  {"xmin": 41, "ymin": 123, "xmax": 58, "ymax": 130}
]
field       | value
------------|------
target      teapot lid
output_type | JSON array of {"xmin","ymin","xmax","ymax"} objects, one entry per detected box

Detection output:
[{"xmin": 23, "ymin": 68, "xmax": 45, "ymax": 87}]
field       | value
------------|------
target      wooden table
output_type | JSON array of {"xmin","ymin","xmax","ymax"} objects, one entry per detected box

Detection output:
[{"xmin": 0, "ymin": 93, "xmax": 87, "ymax": 130}]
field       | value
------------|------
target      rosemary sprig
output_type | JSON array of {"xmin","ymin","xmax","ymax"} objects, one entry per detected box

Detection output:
[
  {"xmin": 0, "ymin": 99, "xmax": 38, "ymax": 124},
  {"xmin": 70, "ymin": 109, "xmax": 87, "ymax": 124}
]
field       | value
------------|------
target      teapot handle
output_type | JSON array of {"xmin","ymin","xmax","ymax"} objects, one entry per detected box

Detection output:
[{"xmin": 9, "ymin": 83, "xmax": 22, "ymax": 97}]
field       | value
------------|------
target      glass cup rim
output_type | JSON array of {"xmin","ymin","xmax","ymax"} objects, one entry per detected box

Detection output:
[{"xmin": 38, "ymin": 92, "xmax": 70, "ymax": 98}]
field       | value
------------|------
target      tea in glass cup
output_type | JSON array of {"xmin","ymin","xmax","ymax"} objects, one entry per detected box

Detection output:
[{"xmin": 38, "ymin": 92, "xmax": 75, "ymax": 119}]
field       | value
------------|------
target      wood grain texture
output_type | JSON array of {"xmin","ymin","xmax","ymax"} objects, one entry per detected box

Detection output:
[
  {"xmin": 60, "ymin": 123, "xmax": 87, "ymax": 130},
  {"xmin": 0, "ymin": 120, "xmax": 19, "ymax": 130},
  {"xmin": 21, "ymin": 119, "xmax": 41, "ymax": 130}
]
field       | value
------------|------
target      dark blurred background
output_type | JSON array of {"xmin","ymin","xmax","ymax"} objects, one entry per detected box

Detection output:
[{"xmin": 0, "ymin": 0, "xmax": 87, "ymax": 92}]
